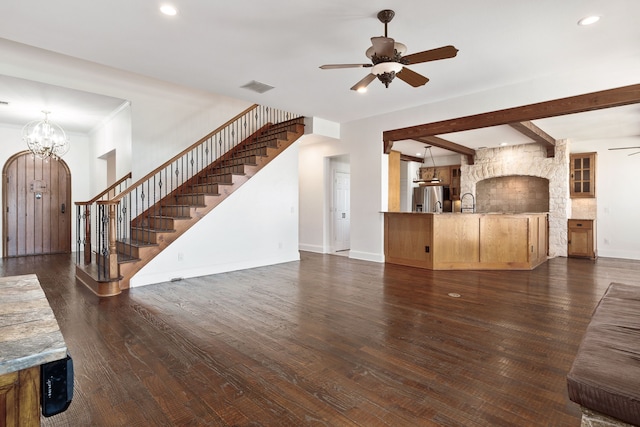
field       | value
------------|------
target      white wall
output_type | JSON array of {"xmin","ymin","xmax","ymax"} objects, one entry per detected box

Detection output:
[
  {"xmin": 572, "ymin": 137, "xmax": 640, "ymax": 260},
  {"xmin": 131, "ymin": 142, "xmax": 301, "ymax": 287},
  {"xmin": 89, "ymin": 102, "xmax": 132, "ymax": 192}
]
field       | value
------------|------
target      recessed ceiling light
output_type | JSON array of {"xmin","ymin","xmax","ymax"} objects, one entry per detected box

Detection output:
[
  {"xmin": 416, "ymin": 152, "xmax": 422, "ymax": 156},
  {"xmin": 500, "ymin": 142, "xmax": 508, "ymax": 146},
  {"xmin": 160, "ymin": 5, "xmax": 178, "ymax": 16},
  {"xmin": 578, "ymin": 15, "xmax": 600, "ymax": 26}
]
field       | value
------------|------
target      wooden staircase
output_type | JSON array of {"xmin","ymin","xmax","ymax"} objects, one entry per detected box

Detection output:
[{"xmin": 76, "ymin": 116, "xmax": 305, "ymax": 296}]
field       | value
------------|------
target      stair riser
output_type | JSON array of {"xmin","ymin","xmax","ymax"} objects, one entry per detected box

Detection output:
[
  {"xmin": 246, "ymin": 138, "xmax": 280, "ymax": 150},
  {"xmin": 207, "ymin": 164, "xmax": 246, "ymax": 175},
  {"xmin": 147, "ymin": 217, "xmax": 175, "ymax": 230},
  {"xmin": 172, "ymin": 194, "xmax": 206, "ymax": 206},
  {"xmin": 222, "ymin": 156, "xmax": 258, "ymax": 166},
  {"xmin": 233, "ymin": 147, "xmax": 270, "ymax": 157},
  {"xmin": 202, "ymin": 174, "xmax": 234, "ymax": 184},
  {"xmin": 131, "ymin": 229, "xmax": 159, "ymax": 244},
  {"xmin": 190, "ymin": 183, "xmax": 221, "ymax": 194},
  {"xmin": 116, "ymin": 242, "xmax": 140, "ymax": 259},
  {"xmin": 256, "ymin": 128, "xmax": 298, "ymax": 140},
  {"xmin": 159, "ymin": 206, "xmax": 192, "ymax": 217}
]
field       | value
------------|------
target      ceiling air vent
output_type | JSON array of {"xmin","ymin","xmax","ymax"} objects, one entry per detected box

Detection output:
[
  {"xmin": 0, "ymin": 101, "xmax": 9, "ymax": 105},
  {"xmin": 240, "ymin": 80, "xmax": 275, "ymax": 94}
]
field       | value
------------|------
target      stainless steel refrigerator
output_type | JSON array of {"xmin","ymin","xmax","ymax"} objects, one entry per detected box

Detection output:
[{"xmin": 413, "ymin": 186, "xmax": 445, "ymax": 213}]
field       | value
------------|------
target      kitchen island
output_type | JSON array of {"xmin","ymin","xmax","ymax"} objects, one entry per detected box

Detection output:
[
  {"xmin": 0, "ymin": 274, "xmax": 68, "ymax": 426},
  {"xmin": 384, "ymin": 212, "xmax": 548, "ymax": 270}
]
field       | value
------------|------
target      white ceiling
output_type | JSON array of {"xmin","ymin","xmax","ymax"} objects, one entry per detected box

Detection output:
[{"xmin": 0, "ymin": 0, "xmax": 638, "ymax": 156}]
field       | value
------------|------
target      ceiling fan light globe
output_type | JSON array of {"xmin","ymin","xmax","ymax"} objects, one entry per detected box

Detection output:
[
  {"xmin": 365, "ymin": 46, "xmax": 375, "ymax": 59},
  {"xmin": 366, "ymin": 42, "xmax": 408, "ymax": 59},
  {"xmin": 394, "ymin": 42, "xmax": 407, "ymax": 55},
  {"xmin": 372, "ymin": 62, "xmax": 403, "ymax": 75}
]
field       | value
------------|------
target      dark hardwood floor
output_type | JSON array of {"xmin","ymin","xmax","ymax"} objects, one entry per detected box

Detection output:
[{"xmin": 2, "ymin": 252, "xmax": 639, "ymax": 426}]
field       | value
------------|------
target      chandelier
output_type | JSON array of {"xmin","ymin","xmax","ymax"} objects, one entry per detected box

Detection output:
[
  {"xmin": 22, "ymin": 111, "xmax": 70, "ymax": 161},
  {"xmin": 413, "ymin": 145, "xmax": 441, "ymax": 185}
]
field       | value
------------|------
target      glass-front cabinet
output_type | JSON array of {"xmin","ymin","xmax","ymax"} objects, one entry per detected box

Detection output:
[{"xmin": 570, "ymin": 152, "xmax": 596, "ymax": 198}]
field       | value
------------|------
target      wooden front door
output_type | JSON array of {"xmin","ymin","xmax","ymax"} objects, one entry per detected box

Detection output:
[{"xmin": 3, "ymin": 152, "xmax": 71, "ymax": 257}]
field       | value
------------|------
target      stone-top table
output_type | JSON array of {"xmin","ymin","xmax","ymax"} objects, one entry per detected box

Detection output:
[{"xmin": 0, "ymin": 273, "xmax": 67, "ymax": 425}]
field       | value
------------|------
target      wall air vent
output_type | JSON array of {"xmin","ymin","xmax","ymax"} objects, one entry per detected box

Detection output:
[
  {"xmin": 240, "ymin": 80, "xmax": 275, "ymax": 94},
  {"xmin": 0, "ymin": 101, "xmax": 9, "ymax": 105}
]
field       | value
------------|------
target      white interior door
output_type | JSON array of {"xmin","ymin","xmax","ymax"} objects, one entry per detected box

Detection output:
[{"xmin": 332, "ymin": 171, "xmax": 350, "ymax": 252}]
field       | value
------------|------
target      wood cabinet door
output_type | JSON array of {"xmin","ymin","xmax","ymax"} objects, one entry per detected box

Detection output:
[
  {"xmin": 3, "ymin": 152, "xmax": 71, "ymax": 257},
  {"xmin": 0, "ymin": 371, "xmax": 19, "ymax": 427},
  {"xmin": 570, "ymin": 153, "xmax": 596, "ymax": 198},
  {"xmin": 568, "ymin": 229, "xmax": 592, "ymax": 257},
  {"xmin": 0, "ymin": 367, "xmax": 40, "ymax": 427},
  {"xmin": 568, "ymin": 220, "xmax": 594, "ymax": 258}
]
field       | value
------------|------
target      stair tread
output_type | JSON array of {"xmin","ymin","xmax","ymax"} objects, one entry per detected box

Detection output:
[
  {"xmin": 131, "ymin": 226, "xmax": 176, "ymax": 232},
  {"xmin": 148, "ymin": 214, "xmax": 191, "ymax": 220},
  {"xmin": 178, "ymin": 191, "xmax": 221, "ymax": 196},
  {"xmin": 118, "ymin": 238, "xmax": 159, "ymax": 247},
  {"xmin": 163, "ymin": 203, "xmax": 206, "ymax": 207}
]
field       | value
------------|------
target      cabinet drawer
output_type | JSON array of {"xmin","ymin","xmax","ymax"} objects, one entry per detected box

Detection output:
[{"xmin": 568, "ymin": 219, "xmax": 593, "ymax": 230}]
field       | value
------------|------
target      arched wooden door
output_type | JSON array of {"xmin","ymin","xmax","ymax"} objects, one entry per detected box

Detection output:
[{"xmin": 3, "ymin": 151, "xmax": 71, "ymax": 257}]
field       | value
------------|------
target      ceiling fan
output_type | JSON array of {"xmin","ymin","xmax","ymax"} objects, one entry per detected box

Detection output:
[
  {"xmin": 608, "ymin": 146, "xmax": 640, "ymax": 156},
  {"xmin": 319, "ymin": 9, "xmax": 458, "ymax": 91}
]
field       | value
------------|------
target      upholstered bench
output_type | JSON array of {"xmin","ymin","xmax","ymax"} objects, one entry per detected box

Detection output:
[{"xmin": 567, "ymin": 283, "xmax": 640, "ymax": 427}]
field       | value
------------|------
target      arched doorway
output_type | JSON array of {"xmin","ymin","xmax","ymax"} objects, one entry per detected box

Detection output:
[{"xmin": 2, "ymin": 151, "xmax": 71, "ymax": 257}]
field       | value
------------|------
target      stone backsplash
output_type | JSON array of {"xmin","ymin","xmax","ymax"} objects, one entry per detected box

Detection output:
[{"xmin": 476, "ymin": 176, "xmax": 549, "ymax": 213}]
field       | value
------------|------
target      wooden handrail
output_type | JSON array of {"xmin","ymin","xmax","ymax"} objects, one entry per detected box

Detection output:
[
  {"xmin": 75, "ymin": 172, "xmax": 133, "ymax": 206},
  {"xmin": 109, "ymin": 104, "xmax": 259, "ymax": 204}
]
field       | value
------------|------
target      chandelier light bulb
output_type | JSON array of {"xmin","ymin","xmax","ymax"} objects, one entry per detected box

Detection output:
[{"xmin": 22, "ymin": 111, "xmax": 70, "ymax": 161}]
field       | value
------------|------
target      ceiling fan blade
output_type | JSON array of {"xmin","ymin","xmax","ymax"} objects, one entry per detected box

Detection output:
[
  {"xmin": 320, "ymin": 64, "xmax": 372, "ymax": 70},
  {"xmin": 608, "ymin": 146, "xmax": 640, "ymax": 150},
  {"xmin": 370, "ymin": 36, "xmax": 395, "ymax": 58},
  {"xmin": 403, "ymin": 45, "xmax": 459, "ymax": 65},
  {"xmin": 629, "ymin": 151, "xmax": 640, "ymax": 156},
  {"xmin": 397, "ymin": 67, "xmax": 429, "ymax": 87},
  {"xmin": 350, "ymin": 74, "xmax": 376, "ymax": 91}
]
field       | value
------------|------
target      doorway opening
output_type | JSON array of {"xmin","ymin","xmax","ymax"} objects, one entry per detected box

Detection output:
[{"xmin": 328, "ymin": 155, "xmax": 350, "ymax": 255}]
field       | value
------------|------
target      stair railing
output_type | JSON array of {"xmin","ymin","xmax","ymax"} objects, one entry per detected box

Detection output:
[
  {"xmin": 92, "ymin": 104, "xmax": 301, "ymax": 281},
  {"xmin": 75, "ymin": 172, "xmax": 132, "ymax": 265}
]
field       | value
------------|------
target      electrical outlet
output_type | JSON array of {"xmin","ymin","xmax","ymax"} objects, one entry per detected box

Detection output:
[{"xmin": 177, "ymin": 252, "xmax": 184, "ymax": 261}]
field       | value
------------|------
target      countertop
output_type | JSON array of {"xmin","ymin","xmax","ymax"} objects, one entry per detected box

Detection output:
[
  {"xmin": 383, "ymin": 211, "xmax": 549, "ymax": 215},
  {"xmin": 0, "ymin": 274, "xmax": 67, "ymax": 376}
]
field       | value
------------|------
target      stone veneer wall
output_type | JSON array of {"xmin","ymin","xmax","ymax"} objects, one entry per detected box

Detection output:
[
  {"xmin": 460, "ymin": 140, "xmax": 570, "ymax": 257},
  {"xmin": 476, "ymin": 176, "xmax": 550, "ymax": 213}
]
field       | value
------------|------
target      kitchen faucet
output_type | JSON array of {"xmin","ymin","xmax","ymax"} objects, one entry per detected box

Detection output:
[
  {"xmin": 461, "ymin": 193, "xmax": 475, "ymax": 213},
  {"xmin": 435, "ymin": 200, "xmax": 442, "ymax": 213}
]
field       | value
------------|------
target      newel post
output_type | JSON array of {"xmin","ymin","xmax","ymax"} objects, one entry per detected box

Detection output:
[{"xmin": 108, "ymin": 203, "xmax": 119, "ymax": 280}]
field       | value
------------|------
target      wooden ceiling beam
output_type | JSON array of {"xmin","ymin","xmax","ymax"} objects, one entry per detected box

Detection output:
[
  {"xmin": 400, "ymin": 153, "xmax": 424, "ymax": 163},
  {"xmin": 383, "ymin": 83, "xmax": 640, "ymax": 150},
  {"xmin": 508, "ymin": 121, "xmax": 557, "ymax": 158},
  {"xmin": 415, "ymin": 136, "xmax": 476, "ymax": 165}
]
